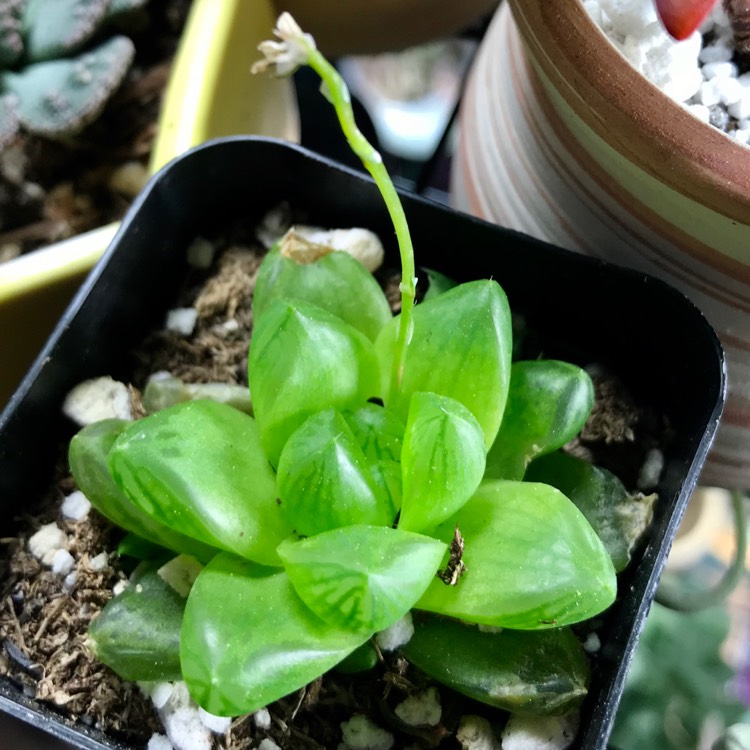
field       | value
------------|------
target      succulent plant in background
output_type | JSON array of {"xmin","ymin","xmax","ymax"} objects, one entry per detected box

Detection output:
[{"xmin": 0, "ymin": 0, "xmax": 148, "ymax": 147}]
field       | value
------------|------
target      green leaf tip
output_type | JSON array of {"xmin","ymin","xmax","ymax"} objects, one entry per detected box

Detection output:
[{"xmin": 277, "ymin": 525, "xmax": 447, "ymax": 634}]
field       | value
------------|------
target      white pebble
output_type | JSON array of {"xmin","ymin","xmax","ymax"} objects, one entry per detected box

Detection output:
[
  {"xmin": 456, "ymin": 715, "xmax": 501, "ymax": 750},
  {"xmin": 63, "ymin": 376, "xmax": 133, "ymax": 425},
  {"xmin": 697, "ymin": 79, "xmax": 721, "ymax": 107},
  {"xmin": 394, "ymin": 687, "xmax": 442, "ymax": 727},
  {"xmin": 340, "ymin": 714, "xmax": 394, "ymax": 750},
  {"xmin": 254, "ymin": 707, "xmax": 272, "ymax": 730},
  {"xmin": 258, "ymin": 740, "xmax": 282, "ymax": 750},
  {"xmin": 735, "ymin": 128, "xmax": 750, "ymax": 145},
  {"xmin": 186, "ymin": 237, "xmax": 216, "ymax": 269},
  {"xmin": 198, "ymin": 706, "xmax": 231, "ymax": 734},
  {"xmin": 158, "ymin": 555, "xmax": 203, "ymax": 598},
  {"xmin": 88, "ymin": 552, "xmax": 109, "ymax": 571},
  {"xmin": 637, "ymin": 447, "xmax": 665, "ymax": 489},
  {"xmin": 375, "ymin": 613, "xmax": 414, "ymax": 652},
  {"xmin": 147, "ymin": 735, "xmax": 173, "ymax": 750},
  {"xmin": 112, "ymin": 579, "xmax": 128, "ymax": 596},
  {"xmin": 150, "ymin": 682, "xmax": 175, "ymax": 710},
  {"xmin": 51, "ymin": 548, "xmax": 75, "ymax": 576},
  {"xmin": 729, "ymin": 97, "xmax": 750, "ymax": 122},
  {"xmin": 583, "ymin": 632, "xmax": 602, "ymax": 654},
  {"xmin": 28, "ymin": 522, "xmax": 67, "ymax": 565},
  {"xmin": 64, "ymin": 571, "xmax": 78, "ymax": 590},
  {"xmin": 162, "ymin": 706, "xmax": 212, "ymax": 750},
  {"xmin": 62, "ymin": 490, "xmax": 91, "ymax": 521},
  {"xmin": 715, "ymin": 76, "xmax": 744, "ymax": 106},
  {"xmin": 295, "ymin": 226, "xmax": 385, "ymax": 272},
  {"xmin": 699, "ymin": 42, "xmax": 734, "ymax": 64},
  {"xmin": 166, "ymin": 308, "xmax": 198, "ymax": 336},
  {"xmin": 684, "ymin": 103, "xmax": 711, "ymax": 123},
  {"xmin": 702, "ymin": 61, "xmax": 738, "ymax": 80},
  {"xmin": 501, "ymin": 711, "xmax": 579, "ymax": 750}
]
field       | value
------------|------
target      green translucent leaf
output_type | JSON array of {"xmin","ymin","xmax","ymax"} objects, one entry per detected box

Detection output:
[
  {"xmin": 343, "ymin": 403, "xmax": 405, "ymax": 510},
  {"xmin": 485, "ymin": 360, "xmax": 594, "ymax": 480},
  {"xmin": 376, "ymin": 280, "xmax": 512, "ymax": 448},
  {"xmin": 335, "ymin": 642, "xmax": 379, "ymax": 674},
  {"xmin": 248, "ymin": 298, "xmax": 381, "ymax": 466},
  {"xmin": 88, "ymin": 569, "xmax": 184, "ymax": 682},
  {"xmin": 143, "ymin": 376, "xmax": 252, "ymax": 415},
  {"xmin": 69, "ymin": 420, "xmax": 215, "ymax": 563},
  {"xmin": 277, "ymin": 525, "xmax": 446, "ymax": 634},
  {"xmin": 117, "ymin": 533, "xmax": 172, "ymax": 562},
  {"xmin": 108, "ymin": 401, "xmax": 290, "ymax": 566},
  {"xmin": 277, "ymin": 410, "xmax": 395, "ymax": 536},
  {"xmin": 399, "ymin": 392, "xmax": 486, "ymax": 532},
  {"xmin": 181, "ymin": 553, "xmax": 367, "ymax": 716},
  {"xmin": 253, "ymin": 247, "xmax": 392, "ymax": 341},
  {"xmin": 422, "ymin": 268, "xmax": 458, "ymax": 300},
  {"xmin": 526, "ymin": 452, "xmax": 656, "ymax": 573},
  {"xmin": 416, "ymin": 480, "xmax": 617, "ymax": 629},
  {"xmin": 402, "ymin": 614, "xmax": 589, "ymax": 715}
]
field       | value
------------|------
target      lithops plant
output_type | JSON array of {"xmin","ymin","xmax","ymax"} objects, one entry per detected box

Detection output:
[{"xmin": 0, "ymin": 0, "xmax": 148, "ymax": 147}]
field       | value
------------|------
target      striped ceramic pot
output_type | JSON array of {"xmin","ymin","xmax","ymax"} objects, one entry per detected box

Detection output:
[{"xmin": 452, "ymin": 0, "xmax": 750, "ymax": 488}]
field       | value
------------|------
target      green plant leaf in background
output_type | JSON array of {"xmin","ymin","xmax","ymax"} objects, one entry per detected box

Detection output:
[
  {"xmin": 343, "ymin": 402, "xmax": 405, "ymax": 511},
  {"xmin": 248, "ymin": 298, "xmax": 381, "ymax": 466},
  {"xmin": 69, "ymin": 419, "xmax": 215, "ymax": 563},
  {"xmin": 526, "ymin": 452, "xmax": 656, "ymax": 572},
  {"xmin": 399, "ymin": 392, "xmax": 486, "ymax": 532},
  {"xmin": 611, "ymin": 603, "xmax": 745, "ymax": 750},
  {"xmin": 402, "ymin": 613, "xmax": 589, "ymax": 715},
  {"xmin": 88, "ymin": 568, "xmax": 185, "ymax": 682},
  {"xmin": 276, "ymin": 409, "xmax": 395, "ymax": 536},
  {"xmin": 376, "ymin": 280, "xmax": 512, "ymax": 448},
  {"xmin": 416, "ymin": 480, "xmax": 617, "ymax": 628},
  {"xmin": 277, "ymin": 525, "xmax": 446, "ymax": 633},
  {"xmin": 181, "ymin": 553, "xmax": 368, "ymax": 717},
  {"xmin": 253, "ymin": 246, "xmax": 392, "ymax": 342},
  {"xmin": 484, "ymin": 360, "xmax": 594, "ymax": 481},
  {"xmin": 107, "ymin": 401, "xmax": 290, "ymax": 566}
]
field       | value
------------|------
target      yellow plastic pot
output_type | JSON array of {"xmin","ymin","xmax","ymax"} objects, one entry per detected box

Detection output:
[{"xmin": 0, "ymin": 0, "xmax": 298, "ymax": 408}]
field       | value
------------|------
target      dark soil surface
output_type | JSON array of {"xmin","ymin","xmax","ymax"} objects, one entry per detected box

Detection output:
[{"xmin": 0, "ymin": 216, "xmax": 672, "ymax": 749}]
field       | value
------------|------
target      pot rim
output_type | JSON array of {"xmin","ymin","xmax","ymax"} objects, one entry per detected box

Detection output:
[{"xmin": 507, "ymin": 0, "xmax": 750, "ymax": 222}]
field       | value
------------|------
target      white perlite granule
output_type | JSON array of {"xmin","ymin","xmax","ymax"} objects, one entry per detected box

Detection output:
[
  {"xmin": 394, "ymin": 686, "xmax": 442, "ymax": 727},
  {"xmin": 28, "ymin": 522, "xmax": 67, "ymax": 565},
  {"xmin": 147, "ymin": 735, "xmax": 173, "ymax": 750},
  {"xmin": 258, "ymin": 740, "xmax": 282, "ymax": 750},
  {"xmin": 375, "ymin": 612, "xmax": 414, "ymax": 651},
  {"xmin": 63, "ymin": 376, "xmax": 133, "ymax": 425},
  {"xmin": 141, "ymin": 681, "xmax": 213, "ymax": 750},
  {"xmin": 254, "ymin": 707, "xmax": 273, "ymax": 730},
  {"xmin": 584, "ymin": 1, "xmax": 750, "ymax": 142},
  {"xmin": 61, "ymin": 490, "xmax": 91, "ymax": 521},
  {"xmin": 166, "ymin": 307, "xmax": 199, "ymax": 336},
  {"xmin": 339, "ymin": 714, "xmax": 395, "ymax": 750},
  {"xmin": 51, "ymin": 548, "xmax": 75, "ymax": 576},
  {"xmin": 456, "ymin": 715, "xmax": 501, "ymax": 750},
  {"xmin": 501, "ymin": 711, "xmax": 580, "ymax": 750}
]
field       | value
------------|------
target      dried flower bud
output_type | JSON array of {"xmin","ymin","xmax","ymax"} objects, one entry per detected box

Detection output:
[{"xmin": 251, "ymin": 12, "xmax": 315, "ymax": 77}]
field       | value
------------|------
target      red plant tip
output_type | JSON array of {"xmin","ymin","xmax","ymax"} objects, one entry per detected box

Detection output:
[{"xmin": 654, "ymin": 0, "xmax": 718, "ymax": 39}]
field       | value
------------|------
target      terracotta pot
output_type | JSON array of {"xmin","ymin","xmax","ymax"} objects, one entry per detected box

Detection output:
[{"xmin": 452, "ymin": 0, "xmax": 750, "ymax": 488}]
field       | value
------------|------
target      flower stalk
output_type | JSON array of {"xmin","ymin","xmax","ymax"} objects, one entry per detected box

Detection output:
[{"xmin": 252, "ymin": 13, "xmax": 417, "ymax": 394}]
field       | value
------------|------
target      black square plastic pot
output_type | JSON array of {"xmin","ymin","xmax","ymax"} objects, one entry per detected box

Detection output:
[{"xmin": 0, "ymin": 137, "xmax": 726, "ymax": 750}]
